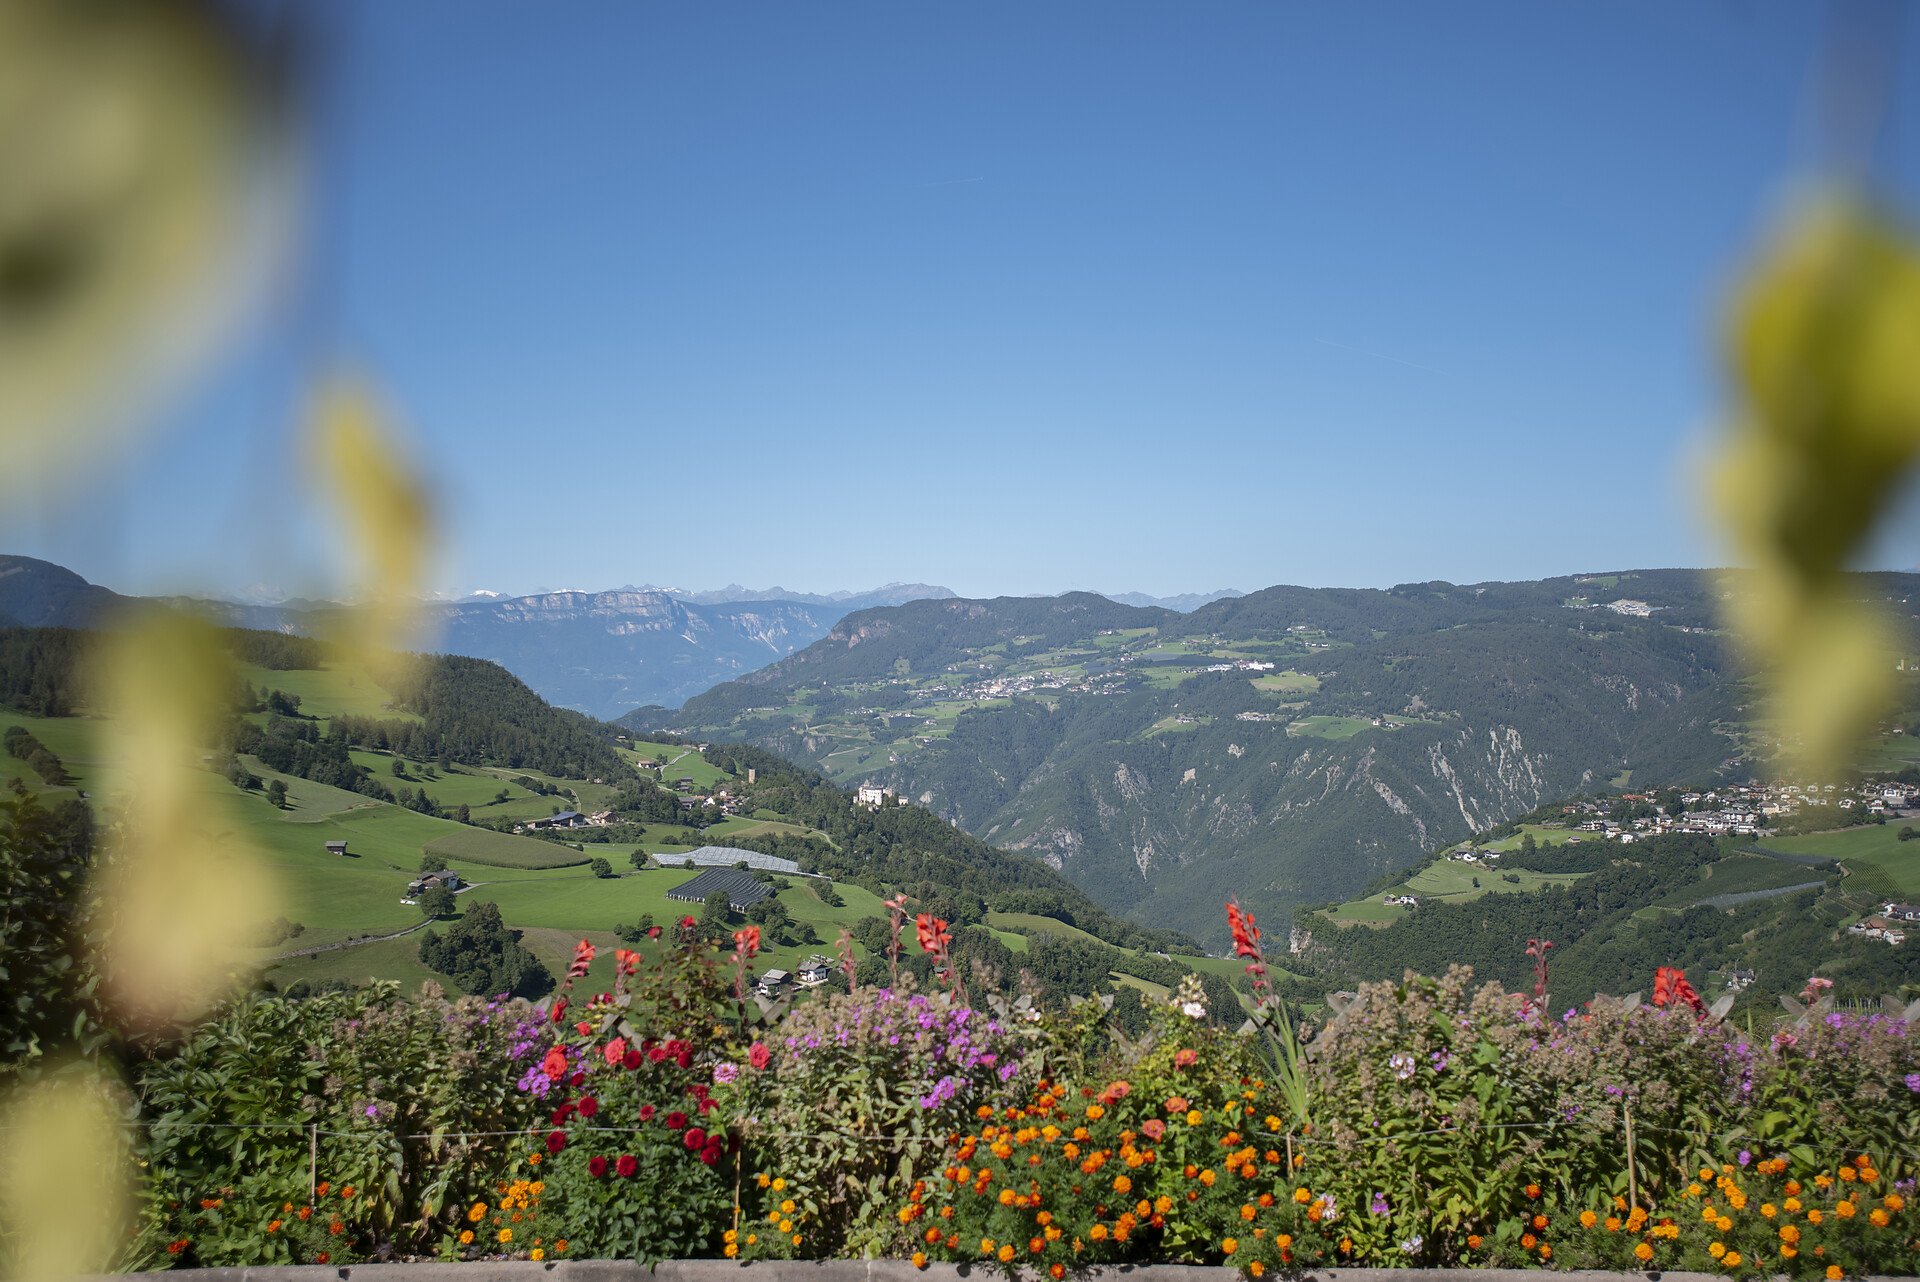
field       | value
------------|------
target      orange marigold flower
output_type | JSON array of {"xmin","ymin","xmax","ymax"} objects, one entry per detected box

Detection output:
[
  {"xmin": 1051, "ymin": 1266, "xmax": 1065, "ymax": 1280},
  {"xmin": 1467, "ymin": 1235, "xmax": 1482, "ymax": 1249},
  {"xmin": 1221, "ymin": 1237, "xmax": 1238, "ymax": 1255},
  {"xmin": 1868, "ymin": 1209, "xmax": 1889, "ymax": 1227},
  {"xmin": 1581, "ymin": 1211, "xmax": 1597, "ymax": 1228},
  {"xmin": 1826, "ymin": 1268, "xmax": 1842, "ymax": 1280},
  {"xmin": 1090, "ymin": 1225, "xmax": 1108, "ymax": 1241},
  {"xmin": 1521, "ymin": 1234, "xmax": 1536, "ymax": 1249},
  {"xmin": 1836, "ymin": 1201, "xmax": 1855, "ymax": 1219},
  {"xmin": 1635, "ymin": 1243, "xmax": 1653, "ymax": 1261}
]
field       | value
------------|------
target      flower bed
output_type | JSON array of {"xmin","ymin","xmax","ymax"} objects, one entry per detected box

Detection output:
[{"xmin": 124, "ymin": 907, "xmax": 1919, "ymax": 1278}]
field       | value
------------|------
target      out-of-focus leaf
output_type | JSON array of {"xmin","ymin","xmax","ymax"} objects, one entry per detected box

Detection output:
[
  {"xmin": 0, "ymin": 1067, "xmax": 132, "ymax": 1279},
  {"xmin": 0, "ymin": 0, "xmax": 281, "ymax": 502},
  {"xmin": 89, "ymin": 612, "xmax": 275, "ymax": 1031},
  {"xmin": 305, "ymin": 373, "xmax": 436, "ymax": 658},
  {"xmin": 1714, "ymin": 197, "xmax": 1920, "ymax": 775}
]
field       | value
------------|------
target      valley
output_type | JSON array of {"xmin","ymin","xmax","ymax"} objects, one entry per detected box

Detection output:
[{"xmin": 623, "ymin": 570, "xmax": 1916, "ymax": 946}]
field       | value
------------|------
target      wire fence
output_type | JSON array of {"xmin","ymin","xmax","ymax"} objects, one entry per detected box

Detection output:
[{"xmin": 8, "ymin": 1114, "xmax": 1913, "ymax": 1166}]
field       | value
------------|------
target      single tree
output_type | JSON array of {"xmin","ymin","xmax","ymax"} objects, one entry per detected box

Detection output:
[
  {"xmin": 417, "ymin": 885, "xmax": 457, "ymax": 919},
  {"xmin": 589, "ymin": 856, "xmax": 613, "ymax": 878},
  {"xmin": 420, "ymin": 852, "xmax": 450, "ymax": 874},
  {"xmin": 266, "ymin": 779, "xmax": 288, "ymax": 809},
  {"xmin": 701, "ymin": 888, "xmax": 732, "ymax": 928},
  {"xmin": 455, "ymin": 803, "xmax": 471, "ymax": 825},
  {"xmin": 628, "ymin": 849, "xmax": 650, "ymax": 870}
]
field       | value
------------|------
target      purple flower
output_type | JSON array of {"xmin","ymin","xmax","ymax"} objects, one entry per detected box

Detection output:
[
  {"xmin": 365, "ymin": 1104, "xmax": 379, "ymax": 1119},
  {"xmin": 713, "ymin": 1062, "xmax": 739, "ymax": 1086},
  {"xmin": 1906, "ymin": 1073, "xmax": 1920, "ymax": 1093},
  {"xmin": 1370, "ymin": 1192, "xmax": 1390, "ymax": 1215},
  {"xmin": 1738, "ymin": 1150, "xmax": 1751, "ymax": 1167}
]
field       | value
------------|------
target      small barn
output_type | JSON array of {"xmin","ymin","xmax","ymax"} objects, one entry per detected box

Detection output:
[{"xmin": 325, "ymin": 840, "xmax": 348, "ymax": 856}]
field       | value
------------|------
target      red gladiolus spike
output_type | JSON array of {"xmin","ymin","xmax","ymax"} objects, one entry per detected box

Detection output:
[
  {"xmin": 734, "ymin": 926, "xmax": 761, "ymax": 958},
  {"xmin": 1226, "ymin": 900, "xmax": 1260, "ymax": 959}
]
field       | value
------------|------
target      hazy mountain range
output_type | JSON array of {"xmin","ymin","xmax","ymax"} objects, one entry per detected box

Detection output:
[{"xmin": 0, "ymin": 556, "xmax": 1241, "ymax": 717}]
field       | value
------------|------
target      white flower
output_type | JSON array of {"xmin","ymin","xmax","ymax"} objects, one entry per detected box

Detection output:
[
  {"xmin": 1182, "ymin": 1002, "xmax": 1206, "ymax": 1018},
  {"xmin": 1388, "ymin": 1052, "xmax": 1416, "ymax": 1081},
  {"xmin": 1400, "ymin": 1235, "xmax": 1423, "ymax": 1255}
]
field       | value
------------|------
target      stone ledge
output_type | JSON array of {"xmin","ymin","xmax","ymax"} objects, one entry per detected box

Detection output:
[{"xmin": 97, "ymin": 1265, "xmax": 1901, "ymax": 1282}]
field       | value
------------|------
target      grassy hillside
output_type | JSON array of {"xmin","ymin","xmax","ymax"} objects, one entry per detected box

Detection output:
[
  {"xmin": 1301, "ymin": 831, "xmax": 1918, "ymax": 1020},
  {"xmin": 6, "ymin": 629, "xmax": 1225, "ymax": 1013}
]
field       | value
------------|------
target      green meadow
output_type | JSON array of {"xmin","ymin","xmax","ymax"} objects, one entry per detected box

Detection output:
[{"xmin": 1287, "ymin": 716, "xmax": 1375, "ymax": 740}]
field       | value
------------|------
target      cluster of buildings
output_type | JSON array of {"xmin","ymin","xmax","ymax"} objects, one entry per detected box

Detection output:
[
  {"xmin": 1549, "ymin": 780, "xmax": 1918, "ymax": 842},
  {"xmin": 517, "ymin": 809, "xmax": 619, "ymax": 833},
  {"xmin": 1849, "ymin": 903, "xmax": 1920, "ymax": 946}
]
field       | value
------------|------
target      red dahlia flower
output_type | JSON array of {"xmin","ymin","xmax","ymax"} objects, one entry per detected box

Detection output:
[{"xmin": 588, "ymin": 1157, "xmax": 608, "ymax": 1178}]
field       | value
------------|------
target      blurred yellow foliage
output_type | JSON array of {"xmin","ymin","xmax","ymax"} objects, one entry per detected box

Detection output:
[
  {"xmin": 0, "ymin": 0, "xmax": 274, "ymax": 503},
  {"xmin": 305, "ymin": 373, "xmax": 437, "ymax": 658},
  {"xmin": 90, "ymin": 612, "xmax": 275, "ymax": 1032},
  {"xmin": 0, "ymin": 1069, "xmax": 132, "ymax": 1279},
  {"xmin": 1714, "ymin": 197, "xmax": 1920, "ymax": 776}
]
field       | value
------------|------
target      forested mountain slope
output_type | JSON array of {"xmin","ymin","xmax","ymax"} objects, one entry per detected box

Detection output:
[{"xmin": 622, "ymin": 570, "xmax": 1920, "ymax": 948}]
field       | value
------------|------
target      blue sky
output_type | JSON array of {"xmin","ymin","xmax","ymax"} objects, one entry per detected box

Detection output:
[{"xmin": 11, "ymin": 2, "xmax": 1920, "ymax": 602}]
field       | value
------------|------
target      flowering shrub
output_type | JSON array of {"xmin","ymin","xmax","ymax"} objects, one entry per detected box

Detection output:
[
  {"xmin": 141, "ymin": 1179, "xmax": 375, "ymax": 1270},
  {"xmin": 138, "ymin": 982, "xmax": 544, "ymax": 1265},
  {"xmin": 1265, "ymin": 964, "xmax": 1920, "ymax": 1267},
  {"xmin": 736, "ymin": 974, "xmax": 1031, "ymax": 1254},
  {"xmin": 445, "ymin": 1178, "xmax": 567, "ymax": 1262},
  {"xmin": 1551, "ymin": 1153, "xmax": 1920, "ymax": 1278},
  {"xmin": 900, "ymin": 979, "xmax": 1282, "ymax": 1275},
  {"xmin": 531, "ymin": 931, "xmax": 740, "ymax": 1262},
  {"xmin": 733, "ymin": 1169, "xmax": 822, "ymax": 1260}
]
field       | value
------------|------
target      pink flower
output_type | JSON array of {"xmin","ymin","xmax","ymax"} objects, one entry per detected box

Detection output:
[
  {"xmin": 604, "ymin": 1038, "xmax": 627, "ymax": 1066},
  {"xmin": 1141, "ymin": 1119, "xmax": 1165, "ymax": 1141},
  {"xmin": 748, "ymin": 1042, "xmax": 771, "ymax": 1070}
]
